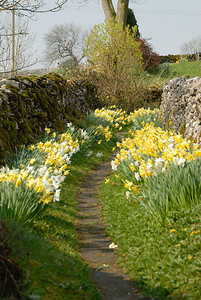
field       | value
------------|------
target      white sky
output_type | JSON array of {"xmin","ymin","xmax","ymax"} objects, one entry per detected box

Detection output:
[{"xmin": 3, "ymin": 0, "xmax": 201, "ymax": 68}]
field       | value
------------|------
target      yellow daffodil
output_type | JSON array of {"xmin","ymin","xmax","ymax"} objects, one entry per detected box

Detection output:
[{"xmin": 45, "ymin": 128, "xmax": 51, "ymax": 134}]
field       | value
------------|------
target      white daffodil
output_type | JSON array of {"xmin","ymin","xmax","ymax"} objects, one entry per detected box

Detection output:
[
  {"xmin": 86, "ymin": 151, "xmax": 93, "ymax": 157},
  {"xmin": 134, "ymin": 172, "xmax": 140, "ymax": 181},
  {"xmin": 51, "ymin": 175, "xmax": 61, "ymax": 190},
  {"xmin": 111, "ymin": 160, "xmax": 118, "ymax": 171},
  {"xmin": 173, "ymin": 157, "xmax": 186, "ymax": 167},
  {"xmin": 126, "ymin": 191, "xmax": 130, "ymax": 199},
  {"xmin": 109, "ymin": 242, "xmax": 118, "ymax": 249},
  {"xmin": 168, "ymin": 143, "xmax": 174, "ymax": 150},
  {"xmin": 96, "ymin": 152, "xmax": 103, "ymax": 157},
  {"xmin": 26, "ymin": 165, "xmax": 34, "ymax": 175},
  {"xmin": 67, "ymin": 122, "xmax": 72, "ymax": 128},
  {"xmin": 38, "ymin": 165, "xmax": 49, "ymax": 176},
  {"xmin": 53, "ymin": 189, "xmax": 61, "ymax": 202}
]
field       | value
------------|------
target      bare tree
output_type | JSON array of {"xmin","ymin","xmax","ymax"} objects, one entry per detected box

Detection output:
[
  {"xmin": 180, "ymin": 36, "xmax": 201, "ymax": 57},
  {"xmin": 44, "ymin": 23, "xmax": 88, "ymax": 69},
  {"xmin": 0, "ymin": 0, "xmax": 69, "ymax": 77},
  {"xmin": 0, "ymin": 16, "xmax": 38, "ymax": 77},
  {"xmin": 0, "ymin": 1, "xmax": 68, "ymax": 18}
]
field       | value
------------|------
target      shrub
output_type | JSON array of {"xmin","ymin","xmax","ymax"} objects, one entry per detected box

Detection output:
[
  {"xmin": 136, "ymin": 38, "xmax": 161, "ymax": 71},
  {"xmin": 160, "ymin": 54, "xmax": 181, "ymax": 63},
  {"xmin": 85, "ymin": 19, "xmax": 145, "ymax": 111}
]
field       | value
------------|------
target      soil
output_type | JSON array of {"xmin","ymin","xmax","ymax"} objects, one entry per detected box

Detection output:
[{"xmin": 77, "ymin": 158, "xmax": 150, "ymax": 300}]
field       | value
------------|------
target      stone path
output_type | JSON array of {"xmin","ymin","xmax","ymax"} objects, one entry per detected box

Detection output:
[{"xmin": 77, "ymin": 159, "xmax": 149, "ymax": 300}]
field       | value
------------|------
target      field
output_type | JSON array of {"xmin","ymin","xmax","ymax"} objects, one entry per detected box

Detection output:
[
  {"xmin": 151, "ymin": 60, "xmax": 201, "ymax": 84},
  {"xmin": 170, "ymin": 60, "xmax": 201, "ymax": 78}
]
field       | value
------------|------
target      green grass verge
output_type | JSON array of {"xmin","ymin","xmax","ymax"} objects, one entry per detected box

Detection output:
[
  {"xmin": 100, "ymin": 174, "xmax": 201, "ymax": 300},
  {"xmin": 145, "ymin": 61, "xmax": 201, "ymax": 88},
  {"xmin": 170, "ymin": 61, "xmax": 201, "ymax": 78},
  {"xmin": 5, "ymin": 136, "xmax": 117, "ymax": 300}
]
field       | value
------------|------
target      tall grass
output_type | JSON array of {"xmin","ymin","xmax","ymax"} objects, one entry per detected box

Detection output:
[
  {"xmin": 137, "ymin": 158, "xmax": 201, "ymax": 224},
  {"xmin": 0, "ymin": 181, "xmax": 46, "ymax": 226},
  {"xmin": 5, "ymin": 145, "xmax": 46, "ymax": 169}
]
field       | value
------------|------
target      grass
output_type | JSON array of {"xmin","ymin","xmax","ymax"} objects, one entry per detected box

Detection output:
[
  {"xmin": 99, "ymin": 108, "xmax": 201, "ymax": 299},
  {"xmin": 2, "ymin": 105, "xmax": 201, "ymax": 299},
  {"xmin": 0, "ymin": 110, "xmax": 121, "ymax": 299},
  {"xmin": 3, "ymin": 135, "xmax": 118, "ymax": 300},
  {"xmin": 145, "ymin": 60, "xmax": 201, "ymax": 88},
  {"xmin": 170, "ymin": 60, "xmax": 201, "ymax": 78},
  {"xmin": 138, "ymin": 158, "xmax": 201, "ymax": 224},
  {"xmin": 100, "ymin": 174, "xmax": 201, "ymax": 299}
]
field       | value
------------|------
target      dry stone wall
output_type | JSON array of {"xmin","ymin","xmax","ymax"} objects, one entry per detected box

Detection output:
[
  {"xmin": 0, "ymin": 73, "xmax": 98, "ymax": 164},
  {"xmin": 158, "ymin": 77, "xmax": 201, "ymax": 144}
]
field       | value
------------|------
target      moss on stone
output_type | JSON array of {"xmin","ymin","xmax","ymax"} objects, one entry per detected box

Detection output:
[{"xmin": 0, "ymin": 72, "xmax": 97, "ymax": 165}]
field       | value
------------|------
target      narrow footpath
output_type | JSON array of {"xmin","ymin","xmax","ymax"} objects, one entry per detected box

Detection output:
[{"xmin": 77, "ymin": 158, "xmax": 149, "ymax": 300}]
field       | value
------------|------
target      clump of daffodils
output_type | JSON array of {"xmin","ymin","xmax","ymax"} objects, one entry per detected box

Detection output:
[
  {"xmin": 112, "ymin": 123, "xmax": 201, "ymax": 178},
  {"xmin": 0, "ymin": 107, "xmax": 127, "ymax": 206},
  {"xmin": 95, "ymin": 125, "xmax": 113, "ymax": 142},
  {"xmin": 0, "ymin": 126, "xmax": 81, "ymax": 204},
  {"xmin": 111, "ymin": 108, "xmax": 201, "ymax": 195},
  {"xmin": 94, "ymin": 106, "xmax": 129, "ymax": 130},
  {"xmin": 128, "ymin": 107, "xmax": 159, "ymax": 124}
]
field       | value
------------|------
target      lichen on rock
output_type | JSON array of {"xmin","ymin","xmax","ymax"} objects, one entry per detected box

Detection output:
[{"xmin": 159, "ymin": 76, "xmax": 201, "ymax": 144}]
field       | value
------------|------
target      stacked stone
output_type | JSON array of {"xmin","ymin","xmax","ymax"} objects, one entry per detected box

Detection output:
[
  {"xmin": 0, "ymin": 73, "xmax": 98, "ymax": 164},
  {"xmin": 159, "ymin": 77, "xmax": 201, "ymax": 144}
]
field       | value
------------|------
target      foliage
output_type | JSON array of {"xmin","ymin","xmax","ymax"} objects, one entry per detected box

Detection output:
[
  {"xmin": 0, "ymin": 181, "xmax": 45, "ymax": 226},
  {"xmin": 154, "ymin": 62, "xmax": 173, "ymax": 77},
  {"xmin": 126, "ymin": 8, "xmax": 140, "ymax": 37},
  {"xmin": 111, "ymin": 108, "xmax": 201, "ymax": 205},
  {"xmin": 0, "ymin": 107, "xmax": 120, "ymax": 299},
  {"xmin": 85, "ymin": 19, "xmax": 144, "ymax": 111},
  {"xmin": 101, "ymin": 176, "xmax": 201, "ymax": 300},
  {"xmin": 100, "ymin": 107, "xmax": 201, "ymax": 299},
  {"xmin": 136, "ymin": 38, "xmax": 161, "ymax": 71},
  {"xmin": 147, "ymin": 60, "xmax": 201, "ymax": 89},
  {"xmin": 139, "ymin": 158, "xmax": 201, "ymax": 224},
  {"xmin": 160, "ymin": 54, "xmax": 181, "ymax": 64},
  {"xmin": 2, "ymin": 105, "xmax": 201, "ymax": 299}
]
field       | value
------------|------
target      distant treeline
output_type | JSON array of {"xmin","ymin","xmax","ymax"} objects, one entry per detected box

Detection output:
[{"xmin": 160, "ymin": 53, "xmax": 201, "ymax": 63}]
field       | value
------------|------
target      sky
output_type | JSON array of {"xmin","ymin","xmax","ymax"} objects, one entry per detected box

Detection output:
[{"xmin": 3, "ymin": 0, "xmax": 201, "ymax": 68}]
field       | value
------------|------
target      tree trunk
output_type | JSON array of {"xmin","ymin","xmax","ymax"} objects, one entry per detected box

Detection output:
[
  {"xmin": 101, "ymin": 0, "xmax": 116, "ymax": 20},
  {"xmin": 117, "ymin": 0, "xmax": 129, "ymax": 28},
  {"xmin": 101, "ymin": 0, "xmax": 129, "ymax": 28}
]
